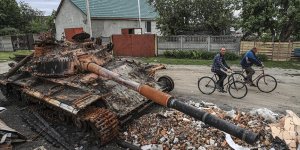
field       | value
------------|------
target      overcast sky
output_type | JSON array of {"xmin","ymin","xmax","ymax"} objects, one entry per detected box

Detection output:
[
  {"xmin": 15, "ymin": 0, "xmax": 240, "ymax": 17},
  {"xmin": 16, "ymin": 0, "xmax": 60, "ymax": 16}
]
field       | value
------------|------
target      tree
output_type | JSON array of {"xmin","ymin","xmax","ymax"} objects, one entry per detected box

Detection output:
[
  {"xmin": 0, "ymin": 0, "xmax": 49, "ymax": 35},
  {"xmin": 0, "ymin": 0, "xmax": 22, "ymax": 29},
  {"xmin": 148, "ymin": 0, "xmax": 237, "ymax": 35},
  {"xmin": 19, "ymin": 1, "xmax": 45, "ymax": 33},
  {"xmin": 240, "ymin": 0, "xmax": 300, "ymax": 41},
  {"xmin": 46, "ymin": 10, "xmax": 57, "ymax": 34}
]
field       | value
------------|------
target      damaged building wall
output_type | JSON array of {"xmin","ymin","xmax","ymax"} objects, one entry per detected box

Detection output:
[{"xmin": 55, "ymin": 0, "xmax": 88, "ymax": 40}]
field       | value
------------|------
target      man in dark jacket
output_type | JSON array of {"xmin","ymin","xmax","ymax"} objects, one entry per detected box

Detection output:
[
  {"xmin": 240, "ymin": 47, "xmax": 263, "ymax": 86},
  {"xmin": 211, "ymin": 47, "xmax": 231, "ymax": 92}
]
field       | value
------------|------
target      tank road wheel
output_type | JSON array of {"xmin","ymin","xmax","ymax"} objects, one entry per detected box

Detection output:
[
  {"xmin": 81, "ymin": 108, "xmax": 119, "ymax": 145},
  {"xmin": 157, "ymin": 75, "xmax": 175, "ymax": 92}
]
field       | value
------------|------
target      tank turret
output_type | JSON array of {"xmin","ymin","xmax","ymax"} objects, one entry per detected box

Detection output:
[{"xmin": 0, "ymin": 33, "xmax": 258, "ymax": 146}]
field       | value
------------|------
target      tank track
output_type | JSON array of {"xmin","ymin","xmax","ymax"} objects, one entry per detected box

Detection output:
[
  {"xmin": 79, "ymin": 107, "xmax": 120, "ymax": 145},
  {"xmin": 1, "ymin": 85, "xmax": 120, "ymax": 146}
]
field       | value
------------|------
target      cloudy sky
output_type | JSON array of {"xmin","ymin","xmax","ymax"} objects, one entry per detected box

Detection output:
[{"xmin": 16, "ymin": 0, "xmax": 60, "ymax": 16}]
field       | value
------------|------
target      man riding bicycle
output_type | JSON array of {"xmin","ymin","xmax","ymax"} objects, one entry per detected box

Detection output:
[
  {"xmin": 211, "ymin": 47, "xmax": 232, "ymax": 93},
  {"xmin": 240, "ymin": 47, "xmax": 263, "ymax": 86}
]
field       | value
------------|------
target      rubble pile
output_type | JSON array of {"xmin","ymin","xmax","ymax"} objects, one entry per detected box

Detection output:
[
  {"xmin": 120, "ymin": 101, "xmax": 292, "ymax": 150},
  {"xmin": 269, "ymin": 110, "xmax": 300, "ymax": 149}
]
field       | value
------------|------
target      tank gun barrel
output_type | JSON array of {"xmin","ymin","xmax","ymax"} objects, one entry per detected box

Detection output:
[{"xmin": 80, "ymin": 62, "xmax": 258, "ymax": 144}]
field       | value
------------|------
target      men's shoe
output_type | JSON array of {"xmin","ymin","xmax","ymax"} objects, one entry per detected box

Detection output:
[
  {"xmin": 219, "ymin": 89, "xmax": 227, "ymax": 93},
  {"xmin": 249, "ymin": 83, "xmax": 257, "ymax": 87}
]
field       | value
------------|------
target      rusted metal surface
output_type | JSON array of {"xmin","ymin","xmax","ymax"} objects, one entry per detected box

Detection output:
[
  {"xmin": 80, "ymin": 107, "xmax": 119, "ymax": 145},
  {"xmin": 0, "ymin": 32, "xmax": 259, "ymax": 146},
  {"xmin": 112, "ymin": 34, "xmax": 156, "ymax": 57},
  {"xmin": 146, "ymin": 64, "xmax": 166, "ymax": 77},
  {"xmin": 64, "ymin": 27, "xmax": 84, "ymax": 42}
]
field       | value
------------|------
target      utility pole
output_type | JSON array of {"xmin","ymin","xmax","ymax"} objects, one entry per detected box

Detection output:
[
  {"xmin": 86, "ymin": 0, "xmax": 92, "ymax": 37},
  {"xmin": 137, "ymin": 0, "xmax": 141, "ymax": 28}
]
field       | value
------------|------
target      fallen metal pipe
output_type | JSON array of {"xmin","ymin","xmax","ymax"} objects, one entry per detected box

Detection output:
[
  {"xmin": 80, "ymin": 62, "xmax": 259, "ymax": 144},
  {"xmin": 5, "ymin": 53, "xmax": 33, "ymax": 78},
  {"xmin": 167, "ymin": 98, "xmax": 258, "ymax": 144}
]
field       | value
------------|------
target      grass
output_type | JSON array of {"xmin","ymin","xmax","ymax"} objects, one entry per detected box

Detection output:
[
  {"xmin": 0, "ymin": 50, "xmax": 33, "ymax": 61},
  {"xmin": 139, "ymin": 56, "xmax": 300, "ymax": 70}
]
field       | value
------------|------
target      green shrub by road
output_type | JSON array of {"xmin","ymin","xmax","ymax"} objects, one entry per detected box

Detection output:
[
  {"xmin": 163, "ymin": 50, "xmax": 240, "ymax": 60},
  {"xmin": 140, "ymin": 57, "xmax": 300, "ymax": 70},
  {"xmin": 0, "ymin": 50, "xmax": 33, "ymax": 61}
]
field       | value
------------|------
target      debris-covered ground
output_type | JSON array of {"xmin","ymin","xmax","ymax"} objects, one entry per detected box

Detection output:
[
  {"xmin": 120, "ymin": 100, "xmax": 300, "ymax": 150},
  {"xmin": 0, "ymin": 86, "xmax": 300, "ymax": 149},
  {"xmin": 0, "ymin": 61, "xmax": 299, "ymax": 150}
]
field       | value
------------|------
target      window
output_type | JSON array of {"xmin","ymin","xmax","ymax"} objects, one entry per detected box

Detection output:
[{"xmin": 146, "ymin": 21, "xmax": 151, "ymax": 33}]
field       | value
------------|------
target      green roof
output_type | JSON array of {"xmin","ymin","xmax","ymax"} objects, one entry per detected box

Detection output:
[{"xmin": 71, "ymin": 0, "xmax": 157, "ymax": 19}]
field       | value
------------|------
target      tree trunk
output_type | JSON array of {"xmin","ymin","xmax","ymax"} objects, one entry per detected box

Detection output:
[{"xmin": 280, "ymin": 23, "xmax": 294, "ymax": 42}]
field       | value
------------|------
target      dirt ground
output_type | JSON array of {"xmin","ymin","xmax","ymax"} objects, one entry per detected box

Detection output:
[
  {"xmin": 156, "ymin": 64, "xmax": 300, "ymax": 116},
  {"xmin": 0, "ymin": 61, "xmax": 300, "ymax": 149},
  {"xmin": 1, "ymin": 61, "xmax": 300, "ymax": 115}
]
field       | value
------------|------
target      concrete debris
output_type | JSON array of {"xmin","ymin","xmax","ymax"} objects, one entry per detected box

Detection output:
[
  {"xmin": 120, "ymin": 101, "xmax": 276, "ymax": 149},
  {"xmin": 0, "ymin": 107, "xmax": 6, "ymax": 113},
  {"xmin": 141, "ymin": 144, "xmax": 163, "ymax": 150},
  {"xmin": 225, "ymin": 133, "xmax": 250, "ymax": 150},
  {"xmin": 74, "ymin": 146, "xmax": 83, "ymax": 150},
  {"xmin": 33, "ymin": 146, "xmax": 47, "ymax": 150},
  {"xmin": 225, "ymin": 110, "xmax": 237, "ymax": 119},
  {"xmin": 249, "ymin": 108, "xmax": 279, "ymax": 123},
  {"xmin": 269, "ymin": 110, "xmax": 300, "ymax": 150}
]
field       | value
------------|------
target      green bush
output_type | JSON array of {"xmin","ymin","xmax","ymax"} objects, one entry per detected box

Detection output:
[
  {"xmin": 257, "ymin": 54, "xmax": 269, "ymax": 62},
  {"xmin": 200, "ymin": 51, "xmax": 217, "ymax": 59},
  {"xmin": 0, "ymin": 27, "xmax": 19, "ymax": 35},
  {"xmin": 224, "ymin": 52, "xmax": 240, "ymax": 60},
  {"xmin": 163, "ymin": 50, "xmax": 173, "ymax": 58},
  {"xmin": 163, "ymin": 50, "xmax": 239, "ymax": 60}
]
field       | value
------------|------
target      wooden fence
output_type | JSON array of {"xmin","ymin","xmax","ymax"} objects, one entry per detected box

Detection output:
[{"xmin": 240, "ymin": 41, "xmax": 300, "ymax": 61}]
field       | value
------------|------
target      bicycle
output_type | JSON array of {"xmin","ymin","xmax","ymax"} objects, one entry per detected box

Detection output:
[
  {"xmin": 230, "ymin": 67, "xmax": 277, "ymax": 93},
  {"xmin": 197, "ymin": 71, "xmax": 248, "ymax": 99}
]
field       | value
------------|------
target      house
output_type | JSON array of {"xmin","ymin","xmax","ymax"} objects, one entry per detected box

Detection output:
[{"xmin": 55, "ymin": 0, "xmax": 160, "ymax": 40}]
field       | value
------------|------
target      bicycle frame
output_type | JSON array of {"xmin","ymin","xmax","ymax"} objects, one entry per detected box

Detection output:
[
  {"xmin": 198, "ymin": 72, "xmax": 248, "ymax": 98},
  {"xmin": 238, "ymin": 68, "xmax": 265, "ymax": 82},
  {"xmin": 211, "ymin": 72, "xmax": 237, "ymax": 90}
]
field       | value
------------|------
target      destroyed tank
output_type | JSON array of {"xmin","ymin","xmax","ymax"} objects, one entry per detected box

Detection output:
[{"xmin": 0, "ymin": 33, "xmax": 259, "ymax": 146}]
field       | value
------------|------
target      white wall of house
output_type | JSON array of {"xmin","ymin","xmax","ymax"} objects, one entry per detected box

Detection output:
[
  {"xmin": 91, "ymin": 20, "xmax": 160, "ymax": 37},
  {"xmin": 55, "ymin": 0, "xmax": 89, "ymax": 40},
  {"xmin": 55, "ymin": 0, "xmax": 161, "ymax": 39}
]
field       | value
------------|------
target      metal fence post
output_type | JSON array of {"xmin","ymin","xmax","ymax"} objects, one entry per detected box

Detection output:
[
  {"xmin": 180, "ymin": 35, "xmax": 183, "ymax": 50},
  {"xmin": 207, "ymin": 36, "xmax": 211, "ymax": 51}
]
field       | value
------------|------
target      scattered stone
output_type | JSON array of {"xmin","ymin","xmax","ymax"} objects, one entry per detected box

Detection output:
[
  {"xmin": 249, "ymin": 108, "xmax": 279, "ymax": 123},
  {"xmin": 225, "ymin": 110, "xmax": 236, "ymax": 119},
  {"xmin": 119, "ymin": 101, "xmax": 295, "ymax": 149},
  {"xmin": 141, "ymin": 144, "xmax": 163, "ymax": 150},
  {"xmin": 173, "ymin": 138, "xmax": 179, "ymax": 144}
]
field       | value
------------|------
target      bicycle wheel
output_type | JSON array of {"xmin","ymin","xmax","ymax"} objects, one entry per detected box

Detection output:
[
  {"xmin": 228, "ymin": 73, "xmax": 245, "ymax": 84},
  {"xmin": 198, "ymin": 76, "xmax": 216, "ymax": 95},
  {"xmin": 228, "ymin": 81, "xmax": 248, "ymax": 99},
  {"xmin": 256, "ymin": 74, "xmax": 277, "ymax": 93}
]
